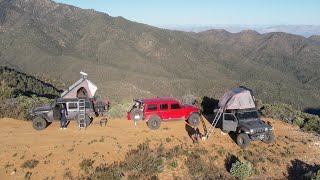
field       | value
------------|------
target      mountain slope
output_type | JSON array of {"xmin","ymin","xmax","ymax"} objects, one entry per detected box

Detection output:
[{"xmin": 0, "ymin": 0, "xmax": 319, "ymax": 109}]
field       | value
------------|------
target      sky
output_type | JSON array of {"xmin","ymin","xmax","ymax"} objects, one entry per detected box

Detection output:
[{"xmin": 53, "ymin": 0, "xmax": 320, "ymax": 26}]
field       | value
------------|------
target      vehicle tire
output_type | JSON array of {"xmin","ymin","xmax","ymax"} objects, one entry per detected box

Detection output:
[
  {"xmin": 236, "ymin": 133, "xmax": 251, "ymax": 149},
  {"xmin": 85, "ymin": 115, "xmax": 92, "ymax": 126},
  {"xmin": 262, "ymin": 131, "xmax": 275, "ymax": 144},
  {"xmin": 187, "ymin": 113, "xmax": 200, "ymax": 126},
  {"xmin": 147, "ymin": 116, "xmax": 161, "ymax": 130},
  {"xmin": 32, "ymin": 116, "xmax": 47, "ymax": 131},
  {"xmin": 130, "ymin": 108, "xmax": 143, "ymax": 121}
]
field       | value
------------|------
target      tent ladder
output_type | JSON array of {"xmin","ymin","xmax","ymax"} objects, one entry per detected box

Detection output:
[
  {"xmin": 78, "ymin": 99, "xmax": 87, "ymax": 129},
  {"xmin": 205, "ymin": 107, "xmax": 223, "ymax": 139}
]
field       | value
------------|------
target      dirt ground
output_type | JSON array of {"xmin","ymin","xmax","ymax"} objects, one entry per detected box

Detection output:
[{"xmin": 0, "ymin": 117, "xmax": 319, "ymax": 179}]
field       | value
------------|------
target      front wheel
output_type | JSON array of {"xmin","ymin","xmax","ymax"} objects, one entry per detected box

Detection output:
[
  {"xmin": 147, "ymin": 116, "xmax": 161, "ymax": 130},
  {"xmin": 32, "ymin": 116, "xmax": 47, "ymax": 131},
  {"xmin": 237, "ymin": 133, "xmax": 251, "ymax": 149},
  {"xmin": 262, "ymin": 131, "xmax": 275, "ymax": 144},
  {"xmin": 187, "ymin": 113, "xmax": 200, "ymax": 126}
]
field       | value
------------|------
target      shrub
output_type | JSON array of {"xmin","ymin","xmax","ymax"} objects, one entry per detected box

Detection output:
[
  {"xmin": 230, "ymin": 160, "xmax": 254, "ymax": 180},
  {"xmin": 124, "ymin": 143, "xmax": 163, "ymax": 178},
  {"xmin": 21, "ymin": 159, "xmax": 39, "ymax": 169},
  {"xmin": 0, "ymin": 95, "xmax": 52, "ymax": 120},
  {"xmin": 0, "ymin": 81, "xmax": 14, "ymax": 100},
  {"xmin": 93, "ymin": 163, "xmax": 124, "ymax": 180},
  {"xmin": 185, "ymin": 152, "xmax": 226, "ymax": 179},
  {"xmin": 107, "ymin": 103, "xmax": 130, "ymax": 119},
  {"xmin": 80, "ymin": 159, "xmax": 94, "ymax": 172},
  {"xmin": 260, "ymin": 103, "xmax": 320, "ymax": 135},
  {"xmin": 303, "ymin": 116, "xmax": 320, "ymax": 134}
]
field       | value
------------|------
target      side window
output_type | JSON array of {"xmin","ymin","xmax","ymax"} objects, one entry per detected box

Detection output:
[
  {"xmin": 224, "ymin": 113, "xmax": 236, "ymax": 121},
  {"xmin": 171, "ymin": 103, "xmax": 181, "ymax": 109},
  {"xmin": 85, "ymin": 101, "xmax": 92, "ymax": 108},
  {"xmin": 68, "ymin": 102, "xmax": 78, "ymax": 110},
  {"xmin": 160, "ymin": 104, "xmax": 168, "ymax": 110},
  {"xmin": 147, "ymin": 104, "xmax": 157, "ymax": 111}
]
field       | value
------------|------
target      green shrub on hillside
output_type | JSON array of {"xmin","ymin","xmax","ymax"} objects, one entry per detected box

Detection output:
[
  {"xmin": 0, "ymin": 95, "xmax": 52, "ymax": 120},
  {"xmin": 260, "ymin": 103, "xmax": 320, "ymax": 134},
  {"xmin": 230, "ymin": 160, "xmax": 254, "ymax": 180},
  {"xmin": 107, "ymin": 103, "xmax": 130, "ymax": 119},
  {"xmin": 0, "ymin": 81, "xmax": 14, "ymax": 100}
]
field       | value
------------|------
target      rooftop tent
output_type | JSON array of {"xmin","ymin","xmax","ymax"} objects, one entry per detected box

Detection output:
[
  {"xmin": 218, "ymin": 87, "xmax": 256, "ymax": 110},
  {"xmin": 60, "ymin": 72, "xmax": 98, "ymax": 99}
]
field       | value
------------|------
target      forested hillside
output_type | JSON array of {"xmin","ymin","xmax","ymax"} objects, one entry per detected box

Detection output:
[{"xmin": 0, "ymin": 0, "xmax": 319, "ymax": 110}]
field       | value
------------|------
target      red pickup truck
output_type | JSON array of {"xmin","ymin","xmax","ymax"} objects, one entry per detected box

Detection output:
[{"xmin": 127, "ymin": 97, "xmax": 200, "ymax": 130}]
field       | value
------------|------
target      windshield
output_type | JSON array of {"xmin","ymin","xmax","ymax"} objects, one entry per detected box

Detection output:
[{"xmin": 236, "ymin": 111, "xmax": 259, "ymax": 121}]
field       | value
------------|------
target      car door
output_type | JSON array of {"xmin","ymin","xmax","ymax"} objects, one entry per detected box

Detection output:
[
  {"xmin": 222, "ymin": 113, "xmax": 238, "ymax": 132},
  {"xmin": 53, "ymin": 103, "xmax": 61, "ymax": 120},
  {"xmin": 66, "ymin": 102, "xmax": 78, "ymax": 120},
  {"xmin": 169, "ymin": 103, "xmax": 184, "ymax": 119},
  {"xmin": 159, "ymin": 103, "xmax": 170, "ymax": 120}
]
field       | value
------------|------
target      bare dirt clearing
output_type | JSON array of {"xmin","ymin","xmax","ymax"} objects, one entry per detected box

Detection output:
[{"xmin": 0, "ymin": 117, "xmax": 319, "ymax": 179}]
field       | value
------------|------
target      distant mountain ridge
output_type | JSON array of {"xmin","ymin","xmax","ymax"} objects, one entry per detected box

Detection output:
[
  {"xmin": 163, "ymin": 25, "xmax": 320, "ymax": 37},
  {"xmin": 0, "ymin": 0, "xmax": 319, "ymax": 109}
]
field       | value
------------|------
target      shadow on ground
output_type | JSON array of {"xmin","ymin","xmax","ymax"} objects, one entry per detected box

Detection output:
[{"xmin": 287, "ymin": 159, "xmax": 320, "ymax": 180}]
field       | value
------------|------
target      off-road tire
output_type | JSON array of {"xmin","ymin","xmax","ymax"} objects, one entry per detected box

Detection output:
[
  {"xmin": 147, "ymin": 115, "xmax": 161, "ymax": 130},
  {"xmin": 130, "ymin": 108, "xmax": 143, "ymax": 121},
  {"xmin": 237, "ymin": 133, "xmax": 251, "ymax": 149},
  {"xmin": 32, "ymin": 116, "xmax": 47, "ymax": 131},
  {"xmin": 85, "ymin": 115, "xmax": 92, "ymax": 126},
  {"xmin": 262, "ymin": 131, "xmax": 275, "ymax": 144},
  {"xmin": 187, "ymin": 113, "xmax": 200, "ymax": 126}
]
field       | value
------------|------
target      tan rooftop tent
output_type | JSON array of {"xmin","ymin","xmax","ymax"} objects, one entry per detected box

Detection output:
[
  {"xmin": 60, "ymin": 72, "xmax": 97, "ymax": 99},
  {"xmin": 218, "ymin": 87, "xmax": 256, "ymax": 110}
]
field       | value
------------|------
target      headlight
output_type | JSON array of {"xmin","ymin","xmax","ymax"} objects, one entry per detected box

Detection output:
[
  {"xmin": 265, "ymin": 127, "xmax": 268, "ymax": 131},
  {"xmin": 250, "ymin": 129, "xmax": 254, "ymax": 133}
]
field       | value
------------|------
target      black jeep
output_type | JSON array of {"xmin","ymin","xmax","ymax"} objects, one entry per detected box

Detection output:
[
  {"xmin": 222, "ymin": 109, "xmax": 274, "ymax": 148},
  {"xmin": 29, "ymin": 98, "xmax": 95, "ymax": 130}
]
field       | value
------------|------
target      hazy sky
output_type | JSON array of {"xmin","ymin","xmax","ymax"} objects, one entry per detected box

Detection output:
[{"xmin": 53, "ymin": 0, "xmax": 319, "ymax": 26}]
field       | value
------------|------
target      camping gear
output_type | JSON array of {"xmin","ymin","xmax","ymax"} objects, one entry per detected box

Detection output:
[{"xmin": 205, "ymin": 86, "xmax": 257, "ymax": 139}]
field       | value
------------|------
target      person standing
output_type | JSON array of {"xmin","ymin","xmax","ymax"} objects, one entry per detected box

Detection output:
[{"xmin": 60, "ymin": 104, "xmax": 68, "ymax": 129}]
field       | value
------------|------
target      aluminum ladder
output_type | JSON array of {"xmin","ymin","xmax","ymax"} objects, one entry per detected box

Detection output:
[
  {"xmin": 78, "ymin": 99, "xmax": 86, "ymax": 129},
  {"xmin": 205, "ymin": 107, "xmax": 224, "ymax": 139}
]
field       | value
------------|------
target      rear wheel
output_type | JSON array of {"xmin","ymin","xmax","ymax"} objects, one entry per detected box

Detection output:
[
  {"xmin": 262, "ymin": 131, "xmax": 275, "ymax": 144},
  {"xmin": 187, "ymin": 113, "xmax": 200, "ymax": 126},
  {"xmin": 237, "ymin": 133, "xmax": 251, "ymax": 149},
  {"xmin": 32, "ymin": 116, "xmax": 47, "ymax": 131},
  {"xmin": 130, "ymin": 108, "xmax": 143, "ymax": 121},
  {"xmin": 147, "ymin": 116, "xmax": 161, "ymax": 130},
  {"xmin": 85, "ymin": 115, "xmax": 92, "ymax": 126}
]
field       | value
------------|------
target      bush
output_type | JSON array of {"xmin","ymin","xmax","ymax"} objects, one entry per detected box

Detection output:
[
  {"xmin": 21, "ymin": 159, "xmax": 39, "ymax": 169},
  {"xmin": 107, "ymin": 103, "xmax": 130, "ymax": 119},
  {"xmin": 80, "ymin": 159, "xmax": 94, "ymax": 173},
  {"xmin": 303, "ymin": 116, "xmax": 320, "ymax": 134},
  {"xmin": 0, "ymin": 81, "xmax": 14, "ymax": 100},
  {"xmin": 0, "ymin": 95, "xmax": 52, "ymax": 120},
  {"xmin": 230, "ymin": 160, "xmax": 253, "ymax": 180},
  {"xmin": 124, "ymin": 143, "xmax": 163, "ymax": 178},
  {"xmin": 185, "ymin": 151, "xmax": 227, "ymax": 179},
  {"xmin": 260, "ymin": 103, "xmax": 320, "ymax": 135}
]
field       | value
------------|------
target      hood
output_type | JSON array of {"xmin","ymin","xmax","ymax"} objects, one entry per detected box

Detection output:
[
  {"xmin": 32, "ymin": 106, "xmax": 51, "ymax": 113},
  {"xmin": 239, "ymin": 119, "xmax": 271, "ymax": 130}
]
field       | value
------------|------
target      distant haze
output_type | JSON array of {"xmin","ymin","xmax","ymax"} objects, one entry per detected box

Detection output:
[{"xmin": 160, "ymin": 25, "xmax": 320, "ymax": 37}]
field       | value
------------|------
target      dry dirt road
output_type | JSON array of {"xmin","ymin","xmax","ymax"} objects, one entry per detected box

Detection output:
[{"xmin": 0, "ymin": 117, "xmax": 319, "ymax": 179}]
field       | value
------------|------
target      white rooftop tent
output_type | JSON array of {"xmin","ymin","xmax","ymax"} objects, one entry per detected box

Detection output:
[
  {"xmin": 218, "ymin": 87, "xmax": 256, "ymax": 110},
  {"xmin": 60, "ymin": 72, "xmax": 97, "ymax": 99}
]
